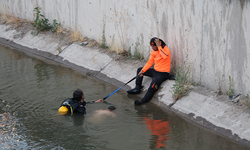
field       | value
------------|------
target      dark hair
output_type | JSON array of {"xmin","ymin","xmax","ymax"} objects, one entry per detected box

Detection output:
[
  {"xmin": 73, "ymin": 89, "xmax": 83, "ymax": 101},
  {"xmin": 107, "ymin": 106, "xmax": 116, "ymax": 111},
  {"xmin": 150, "ymin": 37, "xmax": 166, "ymax": 48}
]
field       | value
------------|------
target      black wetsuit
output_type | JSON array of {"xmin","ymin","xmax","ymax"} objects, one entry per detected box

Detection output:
[
  {"xmin": 60, "ymin": 98, "xmax": 86, "ymax": 115},
  {"xmin": 60, "ymin": 98, "xmax": 96, "ymax": 115}
]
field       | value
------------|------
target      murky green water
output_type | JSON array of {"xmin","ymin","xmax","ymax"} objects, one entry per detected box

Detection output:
[{"xmin": 0, "ymin": 45, "xmax": 249, "ymax": 150}]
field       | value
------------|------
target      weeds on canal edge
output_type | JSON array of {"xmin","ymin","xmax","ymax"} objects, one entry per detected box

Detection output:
[
  {"xmin": 32, "ymin": 6, "xmax": 60, "ymax": 35},
  {"xmin": 1, "ymin": 8, "xmax": 29, "ymax": 28},
  {"xmin": 2, "ymin": 7, "xmax": 147, "ymax": 60},
  {"xmin": 244, "ymin": 93, "xmax": 250, "ymax": 107},
  {"xmin": 226, "ymin": 76, "xmax": 234, "ymax": 97},
  {"xmin": 98, "ymin": 23, "xmax": 109, "ymax": 49},
  {"xmin": 127, "ymin": 38, "xmax": 144, "ymax": 60},
  {"xmin": 171, "ymin": 62, "xmax": 192, "ymax": 101}
]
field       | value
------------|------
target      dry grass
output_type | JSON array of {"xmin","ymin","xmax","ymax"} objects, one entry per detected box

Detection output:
[
  {"xmin": 6, "ymin": 15, "xmax": 19, "ymax": 24},
  {"xmin": 0, "ymin": 10, "xmax": 124, "ymax": 53},
  {"xmin": 1, "ymin": 11, "xmax": 30, "ymax": 29},
  {"xmin": 2, "ymin": 13, "xmax": 20, "ymax": 25},
  {"xmin": 87, "ymin": 39, "xmax": 97, "ymax": 47},
  {"xmin": 55, "ymin": 24, "xmax": 64, "ymax": 34},
  {"xmin": 1, "ymin": 13, "xmax": 9, "ymax": 23},
  {"xmin": 119, "ymin": 49, "xmax": 129, "ymax": 56},
  {"xmin": 70, "ymin": 29, "xmax": 85, "ymax": 43},
  {"xmin": 109, "ymin": 46, "xmax": 126, "ymax": 54}
]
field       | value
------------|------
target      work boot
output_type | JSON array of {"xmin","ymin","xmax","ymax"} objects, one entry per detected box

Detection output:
[
  {"xmin": 127, "ymin": 85, "xmax": 143, "ymax": 94},
  {"xmin": 134, "ymin": 100, "xmax": 143, "ymax": 105},
  {"xmin": 169, "ymin": 74, "xmax": 175, "ymax": 80}
]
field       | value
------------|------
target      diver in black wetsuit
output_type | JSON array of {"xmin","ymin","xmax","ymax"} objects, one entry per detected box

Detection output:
[{"xmin": 58, "ymin": 89, "xmax": 103, "ymax": 115}]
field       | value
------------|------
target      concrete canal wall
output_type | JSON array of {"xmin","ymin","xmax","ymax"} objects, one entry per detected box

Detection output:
[
  {"xmin": 0, "ymin": 0, "xmax": 250, "ymax": 147},
  {"xmin": 1, "ymin": 22, "xmax": 250, "ymax": 148},
  {"xmin": 0, "ymin": 0, "xmax": 250, "ymax": 95}
]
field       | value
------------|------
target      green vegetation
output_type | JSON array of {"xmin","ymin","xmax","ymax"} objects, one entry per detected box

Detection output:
[
  {"xmin": 57, "ymin": 47, "xmax": 62, "ymax": 53},
  {"xmin": 133, "ymin": 41, "xmax": 144, "ymax": 60},
  {"xmin": 100, "ymin": 66, "xmax": 105, "ymax": 71},
  {"xmin": 217, "ymin": 72, "xmax": 223, "ymax": 95},
  {"xmin": 99, "ymin": 24, "xmax": 109, "ymax": 49},
  {"xmin": 226, "ymin": 76, "xmax": 234, "ymax": 96},
  {"xmin": 245, "ymin": 93, "xmax": 250, "ymax": 107},
  {"xmin": 32, "ymin": 6, "xmax": 60, "ymax": 34},
  {"xmin": 127, "ymin": 47, "xmax": 132, "ymax": 57},
  {"xmin": 171, "ymin": 64, "xmax": 191, "ymax": 101},
  {"xmin": 127, "ymin": 40, "xmax": 144, "ymax": 60},
  {"xmin": 50, "ymin": 19, "xmax": 60, "ymax": 32}
]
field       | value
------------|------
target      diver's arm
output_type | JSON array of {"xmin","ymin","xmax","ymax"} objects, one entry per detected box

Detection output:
[{"xmin": 86, "ymin": 99, "xmax": 103, "ymax": 104}]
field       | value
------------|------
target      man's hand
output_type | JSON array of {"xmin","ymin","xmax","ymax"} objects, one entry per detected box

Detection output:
[
  {"xmin": 155, "ymin": 38, "xmax": 161, "ymax": 48},
  {"xmin": 95, "ymin": 99, "xmax": 103, "ymax": 102},
  {"xmin": 138, "ymin": 70, "xmax": 144, "ymax": 77}
]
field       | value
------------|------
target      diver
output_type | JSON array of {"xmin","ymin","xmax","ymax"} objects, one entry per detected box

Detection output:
[{"xmin": 58, "ymin": 89, "xmax": 103, "ymax": 115}]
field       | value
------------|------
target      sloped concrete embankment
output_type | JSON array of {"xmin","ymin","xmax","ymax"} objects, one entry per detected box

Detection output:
[{"xmin": 0, "ymin": 24, "xmax": 250, "ymax": 147}]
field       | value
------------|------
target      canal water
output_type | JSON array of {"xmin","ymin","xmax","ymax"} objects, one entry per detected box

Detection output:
[{"xmin": 0, "ymin": 44, "xmax": 249, "ymax": 150}]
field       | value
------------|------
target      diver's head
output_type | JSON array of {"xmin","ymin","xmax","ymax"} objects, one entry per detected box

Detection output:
[
  {"xmin": 73, "ymin": 89, "xmax": 84, "ymax": 101},
  {"xmin": 107, "ymin": 106, "xmax": 116, "ymax": 111}
]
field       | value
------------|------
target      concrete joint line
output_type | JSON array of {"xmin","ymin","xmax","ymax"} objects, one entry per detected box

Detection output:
[
  {"xmin": 93, "ymin": 59, "xmax": 114, "ymax": 77},
  {"xmin": 57, "ymin": 43, "xmax": 72, "ymax": 55},
  {"xmin": 168, "ymin": 101, "xmax": 177, "ymax": 108}
]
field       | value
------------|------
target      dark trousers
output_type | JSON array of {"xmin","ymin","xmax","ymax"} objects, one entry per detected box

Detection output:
[{"xmin": 136, "ymin": 67, "xmax": 170, "ymax": 104}]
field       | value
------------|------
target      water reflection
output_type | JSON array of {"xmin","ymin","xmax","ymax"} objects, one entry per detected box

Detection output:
[
  {"xmin": 134, "ymin": 102, "xmax": 170, "ymax": 149},
  {"xmin": 34, "ymin": 63, "xmax": 51, "ymax": 84},
  {"xmin": 143, "ymin": 115, "xmax": 169, "ymax": 148}
]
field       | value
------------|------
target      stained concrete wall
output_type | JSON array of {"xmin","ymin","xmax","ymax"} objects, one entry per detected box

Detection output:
[{"xmin": 0, "ymin": 0, "xmax": 249, "ymax": 95}]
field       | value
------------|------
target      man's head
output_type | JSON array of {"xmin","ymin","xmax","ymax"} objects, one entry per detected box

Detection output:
[
  {"xmin": 150, "ymin": 37, "xmax": 158, "ymax": 51},
  {"xmin": 107, "ymin": 106, "xmax": 116, "ymax": 111},
  {"xmin": 150, "ymin": 37, "xmax": 166, "ymax": 51},
  {"xmin": 73, "ymin": 89, "xmax": 84, "ymax": 101}
]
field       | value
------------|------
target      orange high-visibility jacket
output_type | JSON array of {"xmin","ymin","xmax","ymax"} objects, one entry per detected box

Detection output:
[{"xmin": 142, "ymin": 46, "xmax": 171, "ymax": 73}]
